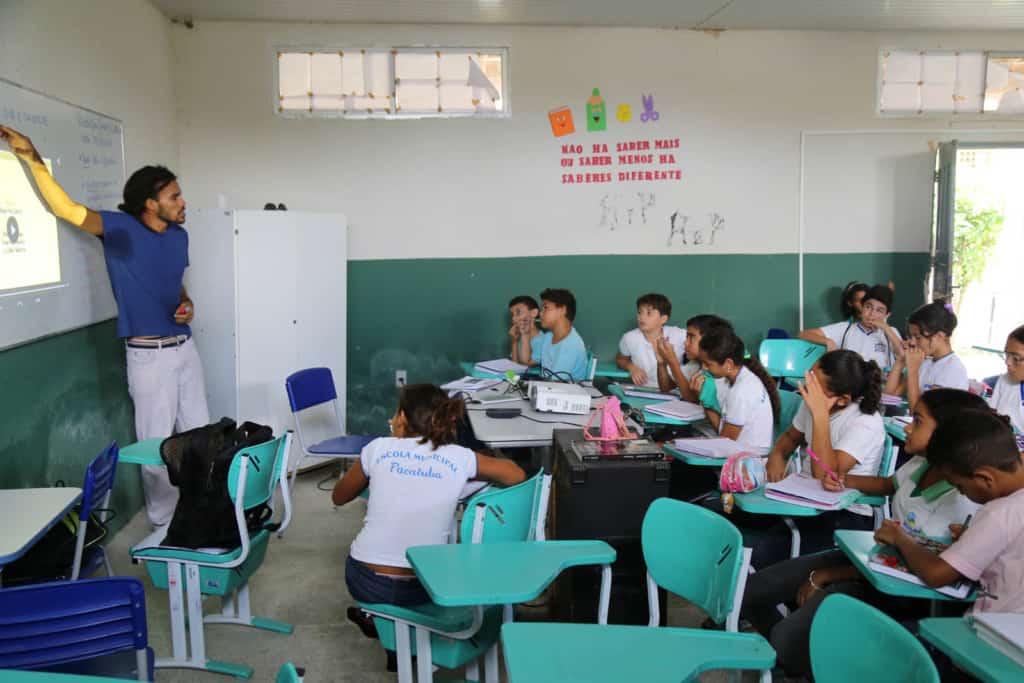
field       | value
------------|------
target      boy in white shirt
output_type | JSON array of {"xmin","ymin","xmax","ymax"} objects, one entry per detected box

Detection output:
[
  {"xmin": 987, "ymin": 324, "xmax": 1024, "ymax": 432},
  {"xmin": 508, "ymin": 295, "xmax": 541, "ymax": 366},
  {"xmin": 616, "ymin": 293, "xmax": 686, "ymax": 390},
  {"xmin": 799, "ymin": 284, "xmax": 902, "ymax": 371}
]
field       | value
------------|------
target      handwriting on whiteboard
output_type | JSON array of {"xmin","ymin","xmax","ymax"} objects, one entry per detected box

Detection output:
[{"xmin": 667, "ymin": 212, "xmax": 724, "ymax": 246}]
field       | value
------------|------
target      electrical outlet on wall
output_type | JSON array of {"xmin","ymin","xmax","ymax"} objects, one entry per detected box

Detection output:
[{"xmin": 395, "ymin": 369, "xmax": 407, "ymax": 388}]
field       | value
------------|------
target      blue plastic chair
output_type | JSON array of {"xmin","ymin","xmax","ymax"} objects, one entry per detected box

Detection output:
[
  {"xmin": 0, "ymin": 577, "xmax": 154, "ymax": 681},
  {"xmin": 129, "ymin": 433, "xmax": 295, "ymax": 680},
  {"xmin": 810, "ymin": 594, "xmax": 939, "ymax": 682},
  {"xmin": 360, "ymin": 471, "xmax": 553, "ymax": 683},
  {"xmin": 499, "ymin": 499, "xmax": 774, "ymax": 682},
  {"xmin": 285, "ymin": 367, "xmax": 377, "ymax": 491},
  {"xmin": 759, "ymin": 339, "xmax": 826, "ymax": 381},
  {"xmin": 71, "ymin": 442, "xmax": 119, "ymax": 581}
]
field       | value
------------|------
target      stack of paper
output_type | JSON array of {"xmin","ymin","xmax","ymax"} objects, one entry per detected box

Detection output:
[
  {"xmin": 868, "ymin": 544, "xmax": 972, "ymax": 599},
  {"xmin": 441, "ymin": 376, "xmax": 503, "ymax": 394},
  {"xmin": 670, "ymin": 437, "xmax": 747, "ymax": 459},
  {"xmin": 972, "ymin": 613, "xmax": 1024, "ymax": 666},
  {"xmin": 621, "ymin": 386, "xmax": 679, "ymax": 401},
  {"xmin": 644, "ymin": 399, "xmax": 706, "ymax": 421},
  {"xmin": 474, "ymin": 358, "xmax": 527, "ymax": 375},
  {"xmin": 764, "ymin": 473, "xmax": 860, "ymax": 510},
  {"xmin": 880, "ymin": 393, "xmax": 904, "ymax": 406}
]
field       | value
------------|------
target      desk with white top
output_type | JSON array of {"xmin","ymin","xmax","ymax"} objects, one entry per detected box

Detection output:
[{"xmin": 0, "ymin": 487, "xmax": 83, "ymax": 586}]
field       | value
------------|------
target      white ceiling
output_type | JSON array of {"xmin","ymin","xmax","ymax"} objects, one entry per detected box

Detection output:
[{"xmin": 150, "ymin": 0, "xmax": 1024, "ymax": 31}]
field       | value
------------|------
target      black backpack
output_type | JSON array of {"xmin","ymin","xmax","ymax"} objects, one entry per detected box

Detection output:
[{"xmin": 162, "ymin": 418, "xmax": 275, "ymax": 549}]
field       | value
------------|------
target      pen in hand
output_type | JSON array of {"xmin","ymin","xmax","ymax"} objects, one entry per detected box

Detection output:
[{"xmin": 806, "ymin": 448, "xmax": 843, "ymax": 488}]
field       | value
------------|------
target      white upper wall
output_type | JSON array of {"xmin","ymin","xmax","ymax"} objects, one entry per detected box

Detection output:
[
  {"xmin": 168, "ymin": 22, "xmax": 1024, "ymax": 259},
  {"xmin": 0, "ymin": 0, "xmax": 179, "ymax": 178}
]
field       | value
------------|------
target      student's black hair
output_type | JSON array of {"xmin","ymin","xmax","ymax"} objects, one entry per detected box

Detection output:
[
  {"xmin": 816, "ymin": 349, "xmax": 883, "ymax": 415},
  {"xmin": 918, "ymin": 388, "xmax": 990, "ymax": 426},
  {"xmin": 699, "ymin": 328, "xmax": 781, "ymax": 423},
  {"xmin": 636, "ymin": 293, "xmax": 671, "ymax": 318},
  {"xmin": 508, "ymin": 295, "xmax": 539, "ymax": 312},
  {"xmin": 119, "ymin": 165, "xmax": 178, "ymax": 219},
  {"xmin": 908, "ymin": 300, "xmax": 958, "ymax": 338},
  {"xmin": 397, "ymin": 383, "xmax": 465, "ymax": 447},
  {"xmin": 685, "ymin": 314, "xmax": 733, "ymax": 336},
  {"xmin": 862, "ymin": 284, "xmax": 894, "ymax": 313},
  {"xmin": 539, "ymin": 288, "xmax": 576, "ymax": 322},
  {"xmin": 927, "ymin": 409, "xmax": 1020, "ymax": 477},
  {"xmin": 1007, "ymin": 324, "xmax": 1024, "ymax": 346},
  {"xmin": 840, "ymin": 281, "xmax": 870, "ymax": 318}
]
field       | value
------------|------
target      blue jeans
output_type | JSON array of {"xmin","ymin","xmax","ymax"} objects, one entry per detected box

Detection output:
[{"xmin": 345, "ymin": 555, "xmax": 431, "ymax": 607}]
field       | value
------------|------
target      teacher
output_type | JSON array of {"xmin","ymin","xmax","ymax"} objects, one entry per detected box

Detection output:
[{"xmin": 2, "ymin": 124, "xmax": 210, "ymax": 529}]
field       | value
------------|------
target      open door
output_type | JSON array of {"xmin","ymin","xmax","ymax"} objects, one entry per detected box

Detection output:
[{"xmin": 929, "ymin": 141, "xmax": 958, "ymax": 302}]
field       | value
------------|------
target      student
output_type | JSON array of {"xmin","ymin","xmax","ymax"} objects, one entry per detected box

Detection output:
[
  {"xmin": 694, "ymin": 328, "xmax": 779, "ymax": 456},
  {"xmin": 615, "ymin": 293, "xmax": 685, "ymax": 390},
  {"xmin": 743, "ymin": 350, "xmax": 886, "ymax": 567},
  {"xmin": 531, "ymin": 288, "xmax": 588, "ymax": 380},
  {"xmin": 875, "ymin": 409, "xmax": 1024, "ymax": 616},
  {"xmin": 987, "ymin": 324, "xmax": 1024, "ymax": 432},
  {"xmin": 508, "ymin": 295, "xmax": 541, "ymax": 366},
  {"xmin": 741, "ymin": 389, "xmax": 985, "ymax": 677},
  {"xmin": 656, "ymin": 314, "xmax": 732, "ymax": 403},
  {"xmin": 885, "ymin": 300, "xmax": 969, "ymax": 409},
  {"xmin": 839, "ymin": 281, "xmax": 870, "ymax": 320},
  {"xmin": 333, "ymin": 385, "xmax": 525, "ymax": 624},
  {"xmin": 799, "ymin": 284, "xmax": 902, "ymax": 371}
]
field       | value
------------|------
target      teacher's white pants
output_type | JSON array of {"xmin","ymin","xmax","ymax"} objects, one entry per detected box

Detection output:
[{"xmin": 126, "ymin": 337, "xmax": 210, "ymax": 527}]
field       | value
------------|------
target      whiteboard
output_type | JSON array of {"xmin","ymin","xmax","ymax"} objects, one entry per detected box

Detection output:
[{"xmin": 0, "ymin": 78, "xmax": 124, "ymax": 350}]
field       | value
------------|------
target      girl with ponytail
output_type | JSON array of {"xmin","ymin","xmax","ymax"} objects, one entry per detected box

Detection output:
[
  {"xmin": 333, "ymin": 384, "xmax": 525, "ymax": 620},
  {"xmin": 696, "ymin": 328, "xmax": 781, "ymax": 456},
  {"xmin": 885, "ymin": 299, "xmax": 968, "ymax": 409}
]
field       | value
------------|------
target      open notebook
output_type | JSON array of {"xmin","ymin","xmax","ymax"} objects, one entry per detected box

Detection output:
[
  {"xmin": 764, "ymin": 473, "xmax": 860, "ymax": 510},
  {"xmin": 670, "ymin": 437, "xmax": 747, "ymax": 459},
  {"xmin": 868, "ymin": 542, "xmax": 972, "ymax": 599}
]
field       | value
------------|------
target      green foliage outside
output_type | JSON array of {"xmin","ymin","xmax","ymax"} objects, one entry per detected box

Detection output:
[{"xmin": 953, "ymin": 197, "xmax": 1004, "ymax": 310}]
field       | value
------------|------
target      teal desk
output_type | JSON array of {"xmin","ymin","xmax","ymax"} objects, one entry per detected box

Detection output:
[
  {"xmin": 501, "ymin": 622, "xmax": 775, "ymax": 683},
  {"xmin": 117, "ymin": 437, "xmax": 164, "ymax": 466},
  {"xmin": 460, "ymin": 361, "xmax": 506, "ymax": 379},
  {"xmin": 919, "ymin": 618, "xmax": 1024, "ymax": 683},
  {"xmin": 732, "ymin": 488, "xmax": 824, "ymax": 518},
  {"xmin": 662, "ymin": 444, "xmax": 725, "ymax": 467},
  {"xmin": 834, "ymin": 530, "xmax": 972, "ymax": 602},
  {"xmin": 608, "ymin": 384, "xmax": 694, "ymax": 427},
  {"xmin": 0, "ymin": 672, "xmax": 135, "ymax": 683}
]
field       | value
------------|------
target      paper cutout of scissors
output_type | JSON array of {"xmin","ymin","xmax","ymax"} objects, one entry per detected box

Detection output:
[{"xmin": 641, "ymin": 94, "xmax": 660, "ymax": 122}]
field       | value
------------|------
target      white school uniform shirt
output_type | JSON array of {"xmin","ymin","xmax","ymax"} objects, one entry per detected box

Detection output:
[
  {"xmin": 720, "ymin": 366, "xmax": 774, "ymax": 456},
  {"xmin": 988, "ymin": 373, "xmax": 1024, "ymax": 432},
  {"xmin": 891, "ymin": 455, "xmax": 979, "ymax": 542},
  {"xmin": 792, "ymin": 401, "xmax": 885, "ymax": 516},
  {"xmin": 941, "ymin": 488, "xmax": 1024, "ymax": 614},
  {"xmin": 917, "ymin": 353, "xmax": 969, "ymax": 392},
  {"xmin": 350, "ymin": 436, "xmax": 477, "ymax": 568},
  {"xmin": 820, "ymin": 320, "xmax": 900, "ymax": 369},
  {"xmin": 617, "ymin": 326, "xmax": 686, "ymax": 388}
]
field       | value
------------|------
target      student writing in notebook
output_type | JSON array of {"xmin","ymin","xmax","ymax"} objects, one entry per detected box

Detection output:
[
  {"xmin": 885, "ymin": 300, "xmax": 969, "ymax": 409},
  {"xmin": 531, "ymin": 288, "xmax": 589, "ymax": 380},
  {"xmin": 693, "ymin": 328, "xmax": 779, "ymax": 456},
  {"xmin": 740, "ymin": 389, "xmax": 986, "ymax": 679},
  {"xmin": 987, "ymin": 324, "xmax": 1024, "ymax": 432},
  {"xmin": 507, "ymin": 295, "xmax": 541, "ymax": 366},
  {"xmin": 875, "ymin": 408, "xmax": 1024, "ymax": 615},
  {"xmin": 615, "ymin": 292, "xmax": 685, "ymax": 390}
]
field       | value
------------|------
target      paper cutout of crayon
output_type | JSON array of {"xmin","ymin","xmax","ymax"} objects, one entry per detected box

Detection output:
[{"xmin": 587, "ymin": 88, "xmax": 607, "ymax": 132}]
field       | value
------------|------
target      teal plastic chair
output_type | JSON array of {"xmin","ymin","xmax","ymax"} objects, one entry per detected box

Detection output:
[
  {"xmin": 810, "ymin": 594, "xmax": 939, "ymax": 683},
  {"xmin": 774, "ymin": 389, "xmax": 804, "ymax": 443},
  {"xmin": 499, "ymin": 499, "xmax": 774, "ymax": 682},
  {"xmin": 360, "ymin": 471, "xmax": 551, "ymax": 683},
  {"xmin": 129, "ymin": 433, "xmax": 295, "ymax": 680},
  {"xmin": 860, "ymin": 434, "xmax": 896, "ymax": 529},
  {"xmin": 275, "ymin": 662, "xmax": 304, "ymax": 683},
  {"xmin": 759, "ymin": 339, "xmax": 826, "ymax": 381}
]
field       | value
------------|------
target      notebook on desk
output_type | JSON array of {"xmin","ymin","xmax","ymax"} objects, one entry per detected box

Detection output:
[
  {"xmin": 643, "ymin": 399, "xmax": 705, "ymax": 421},
  {"xmin": 764, "ymin": 473, "xmax": 860, "ymax": 510},
  {"xmin": 474, "ymin": 358, "xmax": 527, "ymax": 375},
  {"xmin": 971, "ymin": 613, "xmax": 1024, "ymax": 666},
  {"xmin": 670, "ymin": 437, "xmax": 746, "ymax": 459},
  {"xmin": 868, "ymin": 542, "xmax": 972, "ymax": 599}
]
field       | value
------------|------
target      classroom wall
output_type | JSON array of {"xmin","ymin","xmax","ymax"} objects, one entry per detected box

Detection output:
[
  {"xmin": 168, "ymin": 22, "xmax": 1024, "ymax": 432},
  {"xmin": 0, "ymin": 0, "xmax": 179, "ymax": 529}
]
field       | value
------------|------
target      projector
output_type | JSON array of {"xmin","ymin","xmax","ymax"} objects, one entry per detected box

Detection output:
[{"xmin": 528, "ymin": 381, "xmax": 592, "ymax": 415}]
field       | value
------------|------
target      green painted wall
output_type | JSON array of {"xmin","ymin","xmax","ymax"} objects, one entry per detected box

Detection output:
[
  {"xmin": 0, "ymin": 320, "xmax": 141, "ymax": 534},
  {"xmin": 346, "ymin": 251, "xmax": 930, "ymax": 433}
]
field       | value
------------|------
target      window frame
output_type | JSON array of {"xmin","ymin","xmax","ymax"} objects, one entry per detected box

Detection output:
[{"xmin": 272, "ymin": 44, "xmax": 511, "ymax": 120}]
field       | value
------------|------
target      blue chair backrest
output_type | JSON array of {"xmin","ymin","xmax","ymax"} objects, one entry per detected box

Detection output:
[
  {"xmin": 810, "ymin": 594, "xmax": 939, "ymax": 682},
  {"xmin": 641, "ymin": 498, "xmax": 744, "ymax": 625},
  {"xmin": 0, "ymin": 577, "xmax": 148, "ymax": 671},
  {"xmin": 774, "ymin": 390, "xmax": 804, "ymax": 442},
  {"xmin": 285, "ymin": 367, "xmax": 338, "ymax": 413},
  {"xmin": 227, "ymin": 434, "xmax": 289, "ymax": 511},
  {"xmin": 759, "ymin": 339, "xmax": 826, "ymax": 379},
  {"xmin": 766, "ymin": 327, "xmax": 790, "ymax": 339},
  {"xmin": 80, "ymin": 442, "xmax": 119, "ymax": 520},
  {"xmin": 458, "ymin": 471, "xmax": 544, "ymax": 543}
]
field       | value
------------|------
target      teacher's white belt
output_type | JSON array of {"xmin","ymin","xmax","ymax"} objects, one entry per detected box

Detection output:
[{"xmin": 125, "ymin": 335, "xmax": 190, "ymax": 349}]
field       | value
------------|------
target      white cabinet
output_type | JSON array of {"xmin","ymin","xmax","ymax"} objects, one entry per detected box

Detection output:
[{"xmin": 184, "ymin": 209, "xmax": 347, "ymax": 456}]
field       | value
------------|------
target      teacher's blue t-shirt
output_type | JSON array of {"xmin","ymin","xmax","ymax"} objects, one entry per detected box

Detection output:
[{"xmin": 99, "ymin": 211, "xmax": 190, "ymax": 339}]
